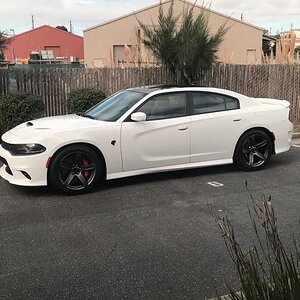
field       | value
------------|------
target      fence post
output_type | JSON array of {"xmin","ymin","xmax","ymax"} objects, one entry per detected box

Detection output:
[{"xmin": 8, "ymin": 68, "xmax": 18, "ymax": 93}]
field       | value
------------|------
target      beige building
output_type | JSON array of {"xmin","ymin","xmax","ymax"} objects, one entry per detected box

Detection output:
[{"xmin": 84, "ymin": 0, "xmax": 264, "ymax": 68}]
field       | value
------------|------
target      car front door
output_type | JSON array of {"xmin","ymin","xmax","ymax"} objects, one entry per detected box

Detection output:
[{"xmin": 121, "ymin": 92, "xmax": 190, "ymax": 171}]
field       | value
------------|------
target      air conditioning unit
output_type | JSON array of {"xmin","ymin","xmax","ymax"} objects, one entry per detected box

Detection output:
[{"xmin": 70, "ymin": 56, "xmax": 77, "ymax": 62}]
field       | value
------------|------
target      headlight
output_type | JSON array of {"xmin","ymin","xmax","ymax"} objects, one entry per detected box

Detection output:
[
  {"xmin": 15, "ymin": 144, "xmax": 46, "ymax": 155},
  {"xmin": 2, "ymin": 142, "xmax": 46, "ymax": 155}
]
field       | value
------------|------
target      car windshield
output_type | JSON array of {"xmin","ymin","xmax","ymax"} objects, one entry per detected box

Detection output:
[{"xmin": 84, "ymin": 90, "xmax": 146, "ymax": 121}]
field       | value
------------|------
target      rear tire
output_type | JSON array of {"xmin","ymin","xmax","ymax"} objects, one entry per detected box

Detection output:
[
  {"xmin": 49, "ymin": 145, "xmax": 103, "ymax": 194},
  {"xmin": 234, "ymin": 129, "xmax": 272, "ymax": 171}
]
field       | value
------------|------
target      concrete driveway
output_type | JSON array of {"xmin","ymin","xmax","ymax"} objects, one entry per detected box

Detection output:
[{"xmin": 1, "ymin": 146, "xmax": 300, "ymax": 299}]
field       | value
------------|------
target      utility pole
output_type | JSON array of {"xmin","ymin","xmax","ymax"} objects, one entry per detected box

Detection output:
[
  {"xmin": 240, "ymin": 13, "xmax": 243, "ymax": 21},
  {"xmin": 31, "ymin": 14, "xmax": 34, "ymax": 29},
  {"xmin": 69, "ymin": 20, "xmax": 72, "ymax": 33}
]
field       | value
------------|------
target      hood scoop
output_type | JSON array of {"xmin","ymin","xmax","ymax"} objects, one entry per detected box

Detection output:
[{"xmin": 26, "ymin": 121, "xmax": 49, "ymax": 130}]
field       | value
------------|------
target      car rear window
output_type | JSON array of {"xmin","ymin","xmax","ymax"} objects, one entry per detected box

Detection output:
[{"xmin": 192, "ymin": 92, "xmax": 239, "ymax": 114}]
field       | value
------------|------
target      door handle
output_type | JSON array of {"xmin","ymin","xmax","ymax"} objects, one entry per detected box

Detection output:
[
  {"xmin": 178, "ymin": 125, "xmax": 188, "ymax": 131},
  {"xmin": 233, "ymin": 119, "xmax": 242, "ymax": 122}
]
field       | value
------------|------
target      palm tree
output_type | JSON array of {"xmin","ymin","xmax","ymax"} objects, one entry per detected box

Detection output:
[
  {"xmin": 139, "ymin": 0, "xmax": 228, "ymax": 85},
  {"xmin": 0, "ymin": 31, "xmax": 10, "ymax": 61}
]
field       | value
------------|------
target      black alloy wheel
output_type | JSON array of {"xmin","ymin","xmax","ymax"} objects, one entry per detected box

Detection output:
[
  {"xmin": 49, "ymin": 145, "xmax": 103, "ymax": 194},
  {"xmin": 234, "ymin": 129, "xmax": 272, "ymax": 171}
]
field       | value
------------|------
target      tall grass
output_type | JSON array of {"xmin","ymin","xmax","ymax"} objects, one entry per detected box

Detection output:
[{"xmin": 212, "ymin": 184, "xmax": 300, "ymax": 300}]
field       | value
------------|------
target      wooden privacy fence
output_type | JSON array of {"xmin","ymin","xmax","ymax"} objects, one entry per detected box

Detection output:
[
  {"xmin": 0, "ymin": 65, "xmax": 299, "ymax": 122},
  {"xmin": 0, "ymin": 67, "xmax": 173, "ymax": 116},
  {"xmin": 199, "ymin": 65, "xmax": 300, "ymax": 123}
]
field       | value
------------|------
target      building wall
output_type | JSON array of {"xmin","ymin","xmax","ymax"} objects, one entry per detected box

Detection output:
[
  {"xmin": 4, "ymin": 25, "xmax": 84, "ymax": 63},
  {"xmin": 282, "ymin": 29, "xmax": 300, "ymax": 47},
  {"xmin": 295, "ymin": 30, "xmax": 300, "ymax": 46},
  {"xmin": 84, "ymin": 0, "xmax": 263, "ymax": 68}
]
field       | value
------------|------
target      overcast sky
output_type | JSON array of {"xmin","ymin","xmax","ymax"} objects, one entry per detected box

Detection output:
[{"xmin": 1, "ymin": 0, "xmax": 300, "ymax": 36}]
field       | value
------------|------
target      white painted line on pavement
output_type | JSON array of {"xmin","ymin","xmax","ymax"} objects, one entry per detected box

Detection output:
[
  {"xmin": 292, "ymin": 145, "xmax": 300, "ymax": 148},
  {"xmin": 207, "ymin": 181, "xmax": 224, "ymax": 187}
]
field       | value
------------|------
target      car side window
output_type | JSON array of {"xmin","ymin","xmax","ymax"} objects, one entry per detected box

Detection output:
[
  {"xmin": 138, "ymin": 93, "xmax": 187, "ymax": 121},
  {"xmin": 192, "ymin": 92, "xmax": 239, "ymax": 115}
]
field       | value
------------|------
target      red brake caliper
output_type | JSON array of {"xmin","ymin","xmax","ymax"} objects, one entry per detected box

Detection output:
[{"xmin": 82, "ymin": 159, "xmax": 90, "ymax": 179}]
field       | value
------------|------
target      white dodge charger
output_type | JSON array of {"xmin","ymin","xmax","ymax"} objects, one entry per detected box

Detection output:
[{"xmin": 0, "ymin": 86, "xmax": 293, "ymax": 194}]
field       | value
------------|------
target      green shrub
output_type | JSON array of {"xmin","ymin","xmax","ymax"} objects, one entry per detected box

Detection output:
[
  {"xmin": 67, "ymin": 88, "xmax": 106, "ymax": 114},
  {"xmin": 0, "ymin": 93, "xmax": 44, "ymax": 136}
]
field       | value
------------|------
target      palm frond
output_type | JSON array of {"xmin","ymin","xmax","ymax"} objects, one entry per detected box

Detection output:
[{"xmin": 0, "ymin": 31, "xmax": 12, "ymax": 60}]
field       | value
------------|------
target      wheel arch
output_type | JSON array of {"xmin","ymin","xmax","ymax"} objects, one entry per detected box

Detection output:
[
  {"xmin": 46, "ymin": 142, "xmax": 107, "ymax": 184},
  {"xmin": 234, "ymin": 127, "xmax": 275, "ymax": 159}
]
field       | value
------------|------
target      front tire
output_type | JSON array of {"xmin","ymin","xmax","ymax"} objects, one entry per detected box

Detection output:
[
  {"xmin": 234, "ymin": 129, "xmax": 273, "ymax": 171},
  {"xmin": 49, "ymin": 145, "xmax": 103, "ymax": 194}
]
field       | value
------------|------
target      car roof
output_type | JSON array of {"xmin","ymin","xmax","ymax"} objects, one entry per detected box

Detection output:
[
  {"xmin": 126, "ymin": 84, "xmax": 207, "ymax": 94},
  {"xmin": 125, "ymin": 85, "xmax": 257, "ymax": 108}
]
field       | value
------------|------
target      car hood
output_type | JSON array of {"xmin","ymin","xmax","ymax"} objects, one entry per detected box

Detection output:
[{"xmin": 2, "ymin": 114, "xmax": 108, "ymax": 142}]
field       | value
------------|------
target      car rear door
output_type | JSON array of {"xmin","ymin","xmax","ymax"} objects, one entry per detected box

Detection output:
[
  {"xmin": 121, "ymin": 92, "xmax": 191, "ymax": 171},
  {"xmin": 190, "ymin": 92, "xmax": 245, "ymax": 163}
]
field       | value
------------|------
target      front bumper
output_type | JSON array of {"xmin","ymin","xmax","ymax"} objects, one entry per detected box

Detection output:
[{"xmin": 0, "ymin": 144, "xmax": 48, "ymax": 186}]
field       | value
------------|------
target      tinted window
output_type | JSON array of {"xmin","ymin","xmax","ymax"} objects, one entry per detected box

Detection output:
[
  {"xmin": 85, "ymin": 90, "xmax": 146, "ymax": 121},
  {"xmin": 138, "ymin": 93, "xmax": 186, "ymax": 120},
  {"xmin": 225, "ymin": 96, "xmax": 239, "ymax": 110},
  {"xmin": 192, "ymin": 93, "xmax": 239, "ymax": 114}
]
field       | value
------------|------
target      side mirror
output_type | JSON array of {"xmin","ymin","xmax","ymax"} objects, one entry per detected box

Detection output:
[{"xmin": 131, "ymin": 112, "xmax": 146, "ymax": 122}]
